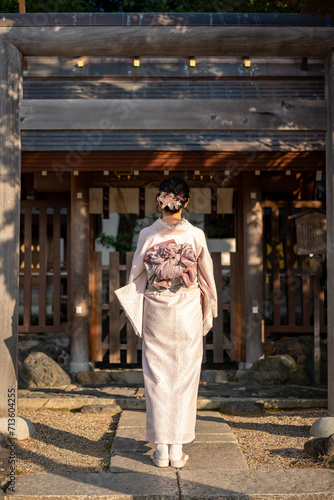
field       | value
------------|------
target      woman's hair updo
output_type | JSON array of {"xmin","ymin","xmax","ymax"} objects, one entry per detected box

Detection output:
[{"xmin": 157, "ymin": 176, "xmax": 190, "ymax": 215}]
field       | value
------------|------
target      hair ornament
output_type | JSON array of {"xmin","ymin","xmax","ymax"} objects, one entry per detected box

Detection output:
[{"xmin": 157, "ymin": 191, "xmax": 184, "ymax": 211}]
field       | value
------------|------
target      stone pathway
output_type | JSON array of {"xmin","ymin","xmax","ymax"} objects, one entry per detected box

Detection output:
[
  {"xmin": 109, "ymin": 410, "xmax": 247, "ymax": 472},
  {"xmin": 9, "ymin": 411, "xmax": 334, "ymax": 499},
  {"xmin": 18, "ymin": 380, "xmax": 328, "ymax": 412}
]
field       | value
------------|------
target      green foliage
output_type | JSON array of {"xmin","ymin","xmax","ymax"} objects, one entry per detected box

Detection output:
[
  {"xmin": 120, "ymin": 0, "xmax": 301, "ymax": 13},
  {"xmin": 1, "ymin": 0, "xmax": 332, "ymax": 15},
  {"xmin": 97, "ymin": 214, "xmax": 138, "ymax": 254},
  {"xmin": 0, "ymin": 0, "xmax": 94, "ymax": 13}
]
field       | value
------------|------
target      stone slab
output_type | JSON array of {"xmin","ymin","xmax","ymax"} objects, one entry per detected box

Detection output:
[
  {"xmin": 195, "ymin": 421, "xmax": 231, "ymax": 433},
  {"xmin": 18, "ymin": 395, "xmax": 328, "ymax": 411},
  {"xmin": 117, "ymin": 411, "xmax": 147, "ymax": 428},
  {"xmin": 181, "ymin": 443, "xmax": 248, "ymax": 470},
  {"xmin": 110, "ymin": 451, "xmax": 172, "ymax": 473},
  {"xmin": 112, "ymin": 437, "xmax": 154, "ymax": 453},
  {"xmin": 80, "ymin": 404, "xmax": 122, "ymax": 415},
  {"xmin": 115, "ymin": 399, "xmax": 146, "ymax": 411},
  {"xmin": 96, "ymin": 387, "xmax": 139, "ymax": 396},
  {"xmin": 178, "ymin": 469, "xmax": 334, "ymax": 498},
  {"xmin": 10, "ymin": 471, "xmax": 179, "ymax": 498},
  {"xmin": 194, "ymin": 433, "xmax": 237, "ymax": 443},
  {"xmin": 18, "ymin": 399, "xmax": 48, "ymax": 410},
  {"xmin": 44, "ymin": 397, "xmax": 118, "ymax": 409},
  {"xmin": 108, "ymin": 369, "xmax": 144, "ymax": 385},
  {"xmin": 114, "ymin": 426, "xmax": 235, "ymax": 444},
  {"xmin": 115, "ymin": 427, "xmax": 148, "ymax": 440}
]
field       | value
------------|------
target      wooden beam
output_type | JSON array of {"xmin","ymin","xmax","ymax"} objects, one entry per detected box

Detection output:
[
  {"xmin": 20, "ymin": 99, "xmax": 326, "ymax": 131},
  {"xmin": 69, "ymin": 173, "xmax": 90, "ymax": 373},
  {"xmin": 22, "ymin": 151, "xmax": 325, "ymax": 174},
  {"xmin": 0, "ymin": 40, "xmax": 22, "ymax": 418},
  {"xmin": 242, "ymin": 172, "xmax": 264, "ymax": 364},
  {"xmin": 325, "ymin": 49, "xmax": 334, "ymax": 416},
  {"xmin": 1, "ymin": 25, "xmax": 334, "ymax": 57}
]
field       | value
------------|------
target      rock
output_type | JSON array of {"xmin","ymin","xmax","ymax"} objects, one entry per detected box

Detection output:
[
  {"xmin": 219, "ymin": 401, "xmax": 264, "ymax": 416},
  {"xmin": 234, "ymin": 369, "xmax": 258, "ymax": 385},
  {"xmin": 310, "ymin": 417, "xmax": 334, "ymax": 438},
  {"xmin": 18, "ymin": 351, "xmax": 71, "ymax": 388},
  {"xmin": 54, "ymin": 337, "xmax": 70, "ymax": 350},
  {"xmin": 80, "ymin": 404, "xmax": 122, "ymax": 415},
  {"xmin": 0, "ymin": 418, "xmax": 35, "ymax": 440},
  {"xmin": 304, "ymin": 434, "xmax": 334, "ymax": 458},
  {"xmin": 18, "ymin": 333, "xmax": 71, "ymax": 371},
  {"xmin": 264, "ymin": 335, "xmax": 327, "ymax": 383},
  {"xmin": 76, "ymin": 371, "xmax": 111, "ymax": 386},
  {"xmin": 200, "ymin": 370, "xmax": 229, "ymax": 384},
  {"xmin": 109, "ymin": 369, "xmax": 144, "ymax": 385},
  {"xmin": 235, "ymin": 355, "xmax": 309, "ymax": 386}
]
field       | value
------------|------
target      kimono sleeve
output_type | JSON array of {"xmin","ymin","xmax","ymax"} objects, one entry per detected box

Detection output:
[
  {"xmin": 129, "ymin": 229, "xmax": 147, "ymax": 283},
  {"xmin": 197, "ymin": 232, "xmax": 218, "ymax": 335},
  {"xmin": 114, "ymin": 229, "xmax": 148, "ymax": 338}
]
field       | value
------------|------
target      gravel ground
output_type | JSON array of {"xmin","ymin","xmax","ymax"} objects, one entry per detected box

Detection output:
[
  {"xmin": 16, "ymin": 409, "xmax": 119, "ymax": 475},
  {"xmin": 15, "ymin": 408, "xmax": 332, "ymax": 476},
  {"xmin": 222, "ymin": 409, "xmax": 332, "ymax": 470}
]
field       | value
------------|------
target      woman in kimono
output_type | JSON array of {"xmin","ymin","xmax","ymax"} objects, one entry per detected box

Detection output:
[{"xmin": 115, "ymin": 176, "xmax": 217, "ymax": 468}]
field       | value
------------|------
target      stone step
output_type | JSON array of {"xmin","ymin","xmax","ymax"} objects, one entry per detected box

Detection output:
[
  {"xmin": 109, "ymin": 411, "xmax": 247, "ymax": 473},
  {"xmin": 18, "ymin": 395, "xmax": 328, "ymax": 412},
  {"xmin": 8, "ymin": 469, "xmax": 334, "ymax": 500}
]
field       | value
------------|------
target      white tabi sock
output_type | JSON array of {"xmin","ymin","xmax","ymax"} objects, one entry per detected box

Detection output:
[
  {"xmin": 169, "ymin": 444, "xmax": 183, "ymax": 461},
  {"xmin": 155, "ymin": 443, "xmax": 169, "ymax": 460}
]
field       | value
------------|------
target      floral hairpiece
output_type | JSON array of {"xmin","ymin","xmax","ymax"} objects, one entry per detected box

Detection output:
[{"xmin": 157, "ymin": 191, "xmax": 184, "ymax": 211}]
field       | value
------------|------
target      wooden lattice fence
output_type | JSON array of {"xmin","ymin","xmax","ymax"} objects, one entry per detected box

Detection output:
[
  {"xmin": 90, "ymin": 251, "xmax": 240, "ymax": 364},
  {"xmin": 262, "ymin": 200, "xmax": 327, "ymax": 338}
]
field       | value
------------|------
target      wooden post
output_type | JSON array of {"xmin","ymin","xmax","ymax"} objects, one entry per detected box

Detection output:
[
  {"xmin": 325, "ymin": 49, "xmax": 334, "ymax": 416},
  {"xmin": 313, "ymin": 270, "xmax": 321, "ymax": 386},
  {"xmin": 0, "ymin": 40, "xmax": 22, "ymax": 417},
  {"xmin": 242, "ymin": 172, "xmax": 264, "ymax": 364},
  {"xmin": 69, "ymin": 173, "xmax": 90, "ymax": 373}
]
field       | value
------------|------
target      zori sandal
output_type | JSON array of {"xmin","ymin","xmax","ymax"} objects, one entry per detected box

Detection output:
[
  {"xmin": 169, "ymin": 453, "xmax": 189, "ymax": 468},
  {"xmin": 150, "ymin": 451, "xmax": 169, "ymax": 468}
]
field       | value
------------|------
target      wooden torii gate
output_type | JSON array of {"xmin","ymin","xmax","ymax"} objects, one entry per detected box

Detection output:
[{"xmin": 1, "ymin": 12, "xmax": 334, "ymax": 417}]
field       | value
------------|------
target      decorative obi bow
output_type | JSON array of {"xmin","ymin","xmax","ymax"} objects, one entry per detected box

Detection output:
[{"xmin": 144, "ymin": 239, "xmax": 197, "ymax": 290}]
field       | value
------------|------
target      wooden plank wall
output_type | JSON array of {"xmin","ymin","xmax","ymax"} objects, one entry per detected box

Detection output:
[{"xmin": 90, "ymin": 250, "xmax": 237, "ymax": 364}]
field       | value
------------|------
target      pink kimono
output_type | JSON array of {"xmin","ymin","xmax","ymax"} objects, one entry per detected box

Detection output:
[{"xmin": 115, "ymin": 218, "xmax": 217, "ymax": 444}]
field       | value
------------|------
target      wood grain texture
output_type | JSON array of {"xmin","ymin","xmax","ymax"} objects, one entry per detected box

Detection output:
[
  {"xmin": 53, "ymin": 206, "xmax": 61, "ymax": 327},
  {"xmin": 212, "ymin": 252, "xmax": 224, "ymax": 364},
  {"xmin": 90, "ymin": 252, "xmax": 102, "ymax": 362},
  {"xmin": 0, "ymin": 40, "xmax": 22, "ymax": 417},
  {"xmin": 20, "ymin": 99, "xmax": 326, "ymax": 131},
  {"xmin": 1, "ymin": 26, "xmax": 334, "ymax": 57},
  {"xmin": 109, "ymin": 252, "xmax": 120, "ymax": 364},
  {"xmin": 313, "ymin": 276, "xmax": 321, "ymax": 386},
  {"xmin": 271, "ymin": 204, "xmax": 281, "ymax": 328},
  {"xmin": 21, "ymin": 150, "xmax": 325, "ymax": 173},
  {"xmin": 38, "ymin": 205, "xmax": 47, "ymax": 327},
  {"xmin": 230, "ymin": 252, "xmax": 243, "ymax": 363},
  {"xmin": 242, "ymin": 173, "xmax": 264, "ymax": 364},
  {"xmin": 325, "ymin": 49, "xmax": 334, "ymax": 416},
  {"xmin": 69, "ymin": 173, "xmax": 90, "ymax": 371}
]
